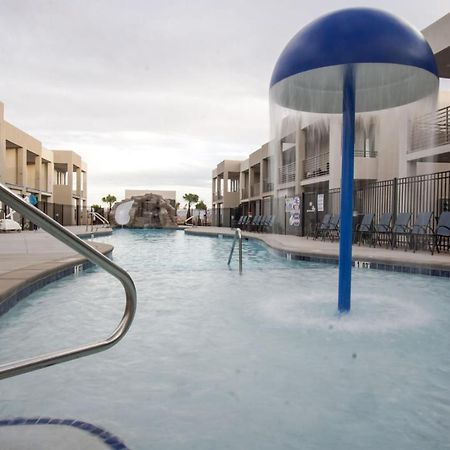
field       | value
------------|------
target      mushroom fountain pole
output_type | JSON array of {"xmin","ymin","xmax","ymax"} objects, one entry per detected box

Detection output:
[
  {"xmin": 338, "ymin": 65, "xmax": 355, "ymax": 312},
  {"xmin": 269, "ymin": 8, "xmax": 438, "ymax": 312}
]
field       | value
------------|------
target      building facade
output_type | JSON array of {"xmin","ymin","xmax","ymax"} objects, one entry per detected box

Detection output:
[
  {"xmin": 212, "ymin": 14, "xmax": 450, "ymax": 233},
  {"xmin": 0, "ymin": 102, "xmax": 88, "ymax": 226}
]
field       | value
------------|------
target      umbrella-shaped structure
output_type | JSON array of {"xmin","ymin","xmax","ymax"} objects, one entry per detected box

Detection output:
[{"xmin": 270, "ymin": 8, "xmax": 438, "ymax": 312}]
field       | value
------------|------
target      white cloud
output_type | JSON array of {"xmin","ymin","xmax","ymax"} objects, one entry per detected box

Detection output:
[{"xmin": 0, "ymin": 0, "xmax": 447, "ymax": 205}]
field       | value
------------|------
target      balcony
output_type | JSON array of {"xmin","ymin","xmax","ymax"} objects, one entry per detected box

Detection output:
[
  {"xmin": 250, "ymin": 184, "xmax": 260, "ymax": 197},
  {"xmin": 212, "ymin": 192, "xmax": 223, "ymax": 202},
  {"xmin": 241, "ymin": 188, "xmax": 249, "ymax": 199},
  {"xmin": 279, "ymin": 162, "xmax": 296, "ymax": 184},
  {"xmin": 304, "ymin": 153, "xmax": 329, "ymax": 179},
  {"xmin": 262, "ymin": 180, "xmax": 274, "ymax": 193},
  {"xmin": 355, "ymin": 149, "xmax": 377, "ymax": 158},
  {"xmin": 410, "ymin": 105, "xmax": 450, "ymax": 152}
]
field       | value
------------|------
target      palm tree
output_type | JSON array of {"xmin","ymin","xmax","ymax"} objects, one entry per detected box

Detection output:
[
  {"xmin": 102, "ymin": 194, "xmax": 117, "ymax": 219},
  {"xmin": 102, "ymin": 194, "xmax": 117, "ymax": 209},
  {"xmin": 196, "ymin": 200, "xmax": 207, "ymax": 225},
  {"xmin": 183, "ymin": 193, "xmax": 199, "ymax": 220}
]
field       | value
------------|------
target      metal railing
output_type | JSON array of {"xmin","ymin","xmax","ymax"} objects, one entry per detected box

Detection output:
[
  {"xmin": 250, "ymin": 184, "xmax": 260, "ymax": 197},
  {"xmin": 279, "ymin": 162, "xmax": 296, "ymax": 184},
  {"xmin": 86, "ymin": 211, "xmax": 110, "ymax": 232},
  {"xmin": 410, "ymin": 105, "xmax": 450, "ymax": 152},
  {"xmin": 227, "ymin": 228, "xmax": 242, "ymax": 274},
  {"xmin": 304, "ymin": 152, "xmax": 329, "ymax": 179},
  {"xmin": 354, "ymin": 149, "xmax": 378, "ymax": 158},
  {"xmin": 262, "ymin": 180, "xmax": 274, "ymax": 193},
  {"xmin": 0, "ymin": 183, "xmax": 137, "ymax": 380},
  {"xmin": 184, "ymin": 215, "xmax": 194, "ymax": 225}
]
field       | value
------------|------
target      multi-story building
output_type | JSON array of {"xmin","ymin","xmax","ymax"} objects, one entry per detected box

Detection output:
[
  {"xmin": 212, "ymin": 13, "xmax": 450, "ymax": 233},
  {"xmin": 0, "ymin": 102, "xmax": 88, "ymax": 226}
]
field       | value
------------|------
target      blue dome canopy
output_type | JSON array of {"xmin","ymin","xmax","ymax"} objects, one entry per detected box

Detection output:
[{"xmin": 270, "ymin": 8, "xmax": 439, "ymax": 113}]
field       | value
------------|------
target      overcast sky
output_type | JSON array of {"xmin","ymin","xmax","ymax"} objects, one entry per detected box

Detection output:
[{"xmin": 0, "ymin": 0, "xmax": 448, "ymax": 206}]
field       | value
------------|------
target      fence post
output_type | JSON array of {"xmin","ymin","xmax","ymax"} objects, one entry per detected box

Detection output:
[
  {"xmin": 392, "ymin": 177, "xmax": 398, "ymax": 223},
  {"xmin": 301, "ymin": 191, "xmax": 305, "ymax": 237}
]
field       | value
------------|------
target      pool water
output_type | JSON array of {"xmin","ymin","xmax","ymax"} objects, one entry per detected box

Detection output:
[{"xmin": 0, "ymin": 229, "xmax": 449, "ymax": 450}]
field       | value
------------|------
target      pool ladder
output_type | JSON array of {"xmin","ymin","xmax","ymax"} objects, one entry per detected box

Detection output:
[
  {"xmin": 0, "ymin": 183, "xmax": 137, "ymax": 380},
  {"xmin": 227, "ymin": 228, "xmax": 243, "ymax": 274}
]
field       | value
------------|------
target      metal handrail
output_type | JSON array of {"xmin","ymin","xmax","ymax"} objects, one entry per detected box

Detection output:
[
  {"xmin": 86, "ymin": 211, "xmax": 110, "ymax": 232},
  {"xmin": 0, "ymin": 183, "xmax": 137, "ymax": 380},
  {"xmin": 92, "ymin": 211, "xmax": 109, "ymax": 226},
  {"xmin": 227, "ymin": 228, "xmax": 242, "ymax": 274}
]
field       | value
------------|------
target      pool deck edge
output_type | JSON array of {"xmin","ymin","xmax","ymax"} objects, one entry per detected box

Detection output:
[
  {"xmin": 0, "ymin": 227, "xmax": 114, "ymax": 316},
  {"xmin": 185, "ymin": 226, "xmax": 450, "ymax": 277}
]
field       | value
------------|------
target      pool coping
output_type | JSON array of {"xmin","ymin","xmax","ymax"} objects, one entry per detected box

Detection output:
[
  {"xmin": 185, "ymin": 227, "xmax": 450, "ymax": 277},
  {"xmin": 0, "ymin": 417, "xmax": 130, "ymax": 450},
  {"xmin": 0, "ymin": 229, "xmax": 114, "ymax": 317}
]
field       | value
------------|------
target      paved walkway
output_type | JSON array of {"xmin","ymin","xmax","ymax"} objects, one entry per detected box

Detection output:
[
  {"xmin": 185, "ymin": 226, "xmax": 450, "ymax": 272},
  {"xmin": 0, "ymin": 226, "xmax": 113, "ymax": 308}
]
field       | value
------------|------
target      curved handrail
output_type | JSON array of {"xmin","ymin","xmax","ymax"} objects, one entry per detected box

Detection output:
[
  {"xmin": 87, "ymin": 211, "xmax": 110, "ymax": 232},
  {"xmin": 92, "ymin": 211, "xmax": 109, "ymax": 226},
  {"xmin": 227, "ymin": 228, "xmax": 242, "ymax": 274},
  {"xmin": 0, "ymin": 183, "xmax": 137, "ymax": 380}
]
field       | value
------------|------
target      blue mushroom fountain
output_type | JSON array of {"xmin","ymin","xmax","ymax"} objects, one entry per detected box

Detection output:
[{"xmin": 270, "ymin": 8, "xmax": 438, "ymax": 312}]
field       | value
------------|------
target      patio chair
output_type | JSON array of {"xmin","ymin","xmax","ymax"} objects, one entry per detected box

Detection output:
[
  {"xmin": 391, "ymin": 212, "xmax": 411, "ymax": 249},
  {"xmin": 248, "ymin": 215, "xmax": 262, "ymax": 231},
  {"xmin": 314, "ymin": 214, "xmax": 331, "ymax": 240},
  {"xmin": 372, "ymin": 213, "xmax": 392, "ymax": 247},
  {"xmin": 432, "ymin": 211, "xmax": 450, "ymax": 255},
  {"xmin": 236, "ymin": 216, "xmax": 247, "ymax": 228},
  {"xmin": 326, "ymin": 214, "xmax": 340, "ymax": 241},
  {"xmin": 357, "ymin": 213, "xmax": 374, "ymax": 246},
  {"xmin": 409, "ymin": 211, "xmax": 433, "ymax": 253},
  {"xmin": 257, "ymin": 216, "xmax": 267, "ymax": 232},
  {"xmin": 262, "ymin": 215, "xmax": 275, "ymax": 233}
]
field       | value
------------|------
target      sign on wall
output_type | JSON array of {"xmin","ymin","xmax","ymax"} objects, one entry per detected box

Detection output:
[
  {"xmin": 286, "ymin": 196, "xmax": 301, "ymax": 226},
  {"xmin": 317, "ymin": 194, "xmax": 324, "ymax": 212}
]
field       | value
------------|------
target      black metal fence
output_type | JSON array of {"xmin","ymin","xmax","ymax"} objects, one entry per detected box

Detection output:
[
  {"xmin": 285, "ymin": 170, "xmax": 450, "ymax": 237},
  {"xmin": 1, "ymin": 201, "xmax": 88, "ymax": 228}
]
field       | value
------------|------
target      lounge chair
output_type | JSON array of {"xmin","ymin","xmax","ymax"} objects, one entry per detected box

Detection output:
[
  {"xmin": 391, "ymin": 212, "xmax": 411, "ymax": 249},
  {"xmin": 314, "ymin": 214, "xmax": 331, "ymax": 240},
  {"xmin": 372, "ymin": 213, "xmax": 392, "ymax": 247},
  {"xmin": 409, "ymin": 211, "xmax": 433, "ymax": 253},
  {"xmin": 262, "ymin": 215, "xmax": 275, "ymax": 233},
  {"xmin": 326, "ymin": 214, "xmax": 340, "ymax": 241},
  {"xmin": 236, "ymin": 216, "xmax": 247, "ymax": 228},
  {"xmin": 432, "ymin": 211, "xmax": 450, "ymax": 254},
  {"xmin": 248, "ymin": 215, "xmax": 262, "ymax": 231},
  {"xmin": 257, "ymin": 216, "xmax": 267, "ymax": 232},
  {"xmin": 357, "ymin": 213, "xmax": 374, "ymax": 246}
]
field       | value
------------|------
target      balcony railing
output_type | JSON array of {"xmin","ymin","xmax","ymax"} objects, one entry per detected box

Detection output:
[
  {"xmin": 262, "ymin": 180, "xmax": 274, "ymax": 192},
  {"xmin": 212, "ymin": 193, "xmax": 223, "ymax": 202},
  {"xmin": 250, "ymin": 184, "xmax": 260, "ymax": 197},
  {"xmin": 241, "ymin": 188, "xmax": 248, "ymax": 199},
  {"xmin": 355, "ymin": 149, "xmax": 377, "ymax": 158},
  {"xmin": 279, "ymin": 162, "xmax": 296, "ymax": 184},
  {"xmin": 410, "ymin": 105, "xmax": 450, "ymax": 152},
  {"xmin": 304, "ymin": 152, "xmax": 329, "ymax": 179}
]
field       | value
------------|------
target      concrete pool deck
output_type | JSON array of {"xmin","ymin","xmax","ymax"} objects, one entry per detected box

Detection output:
[
  {"xmin": 185, "ymin": 226, "xmax": 450, "ymax": 275},
  {"xmin": 0, "ymin": 226, "xmax": 114, "ymax": 315}
]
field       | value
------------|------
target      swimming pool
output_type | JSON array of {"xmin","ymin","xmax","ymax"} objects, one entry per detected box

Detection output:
[{"xmin": 0, "ymin": 229, "xmax": 449, "ymax": 449}]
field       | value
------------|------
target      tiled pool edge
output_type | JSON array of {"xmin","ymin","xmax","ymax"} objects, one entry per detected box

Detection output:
[
  {"xmin": 185, "ymin": 228, "xmax": 450, "ymax": 278},
  {"xmin": 0, "ymin": 417, "xmax": 130, "ymax": 450},
  {"xmin": 0, "ymin": 244, "xmax": 113, "ymax": 317}
]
